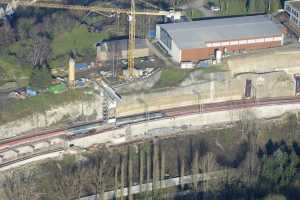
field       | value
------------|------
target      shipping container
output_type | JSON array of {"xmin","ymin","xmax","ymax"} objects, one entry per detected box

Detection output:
[{"xmin": 75, "ymin": 63, "xmax": 89, "ymax": 71}]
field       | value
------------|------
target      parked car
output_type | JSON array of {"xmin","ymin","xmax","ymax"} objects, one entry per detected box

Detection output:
[{"xmin": 210, "ymin": 6, "xmax": 220, "ymax": 12}]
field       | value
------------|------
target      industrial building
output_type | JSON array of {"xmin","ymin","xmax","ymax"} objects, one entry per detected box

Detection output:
[
  {"xmin": 285, "ymin": 0, "xmax": 300, "ymax": 27},
  {"xmin": 156, "ymin": 15, "xmax": 285, "ymax": 63},
  {"xmin": 96, "ymin": 39, "xmax": 150, "ymax": 62}
]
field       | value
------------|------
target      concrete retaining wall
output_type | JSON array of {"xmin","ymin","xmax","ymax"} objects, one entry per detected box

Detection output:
[
  {"xmin": 0, "ymin": 94, "xmax": 103, "ymax": 139},
  {"xmin": 71, "ymin": 103, "xmax": 300, "ymax": 148}
]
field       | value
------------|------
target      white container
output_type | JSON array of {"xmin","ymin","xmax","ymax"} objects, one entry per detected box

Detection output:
[
  {"xmin": 216, "ymin": 50, "xmax": 222, "ymax": 64},
  {"xmin": 180, "ymin": 61, "xmax": 194, "ymax": 69}
]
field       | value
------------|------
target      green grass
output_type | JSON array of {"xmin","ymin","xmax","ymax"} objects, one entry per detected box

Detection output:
[
  {"xmin": 0, "ymin": 88, "xmax": 95, "ymax": 124},
  {"xmin": 51, "ymin": 26, "xmax": 110, "ymax": 61},
  {"xmin": 185, "ymin": 8, "xmax": 204, "ymax": 19},
  {"xmin": 199, "ymin": 64, "xmax": 227, "ymax": 74},
  {"xmin": 0, "ymin": 55, "xmax": 31, "ymax": 87},
  {"xmin": 153, "ymin": 68, "xmax": 193, "ymax": 89}
]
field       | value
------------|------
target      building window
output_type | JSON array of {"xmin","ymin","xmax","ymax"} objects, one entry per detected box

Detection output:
[{"xmin": 160, "ymin": 28, "xmax": 172, "ymax": 50}]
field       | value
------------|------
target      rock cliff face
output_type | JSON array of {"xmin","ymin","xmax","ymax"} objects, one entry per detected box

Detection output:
[{"xmin": 0, "ymin": 94, "xmax": 103, "ymax": 139}]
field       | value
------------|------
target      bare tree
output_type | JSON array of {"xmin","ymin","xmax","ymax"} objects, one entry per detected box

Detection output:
[
  {"xmin": 3, "ymin": 170, "xmax": 39, "ymax": 200},
  {"xmin": 114, "ymin": 163, "xmax": 119, "ymax": 199},
  {"xmin": 152, "ymin": 140, "xmax": 159, "ymax": 194},
  {"xmin": 146, "ymin": 144, "xmax": 151, "ymax": 199},
  {"xmin": 192, "ymin": 150, "xmax": 199, "ymax": 192},
  {"xmin": 139, "ymin": 144, "xmax": 145, "ymax": 193},
  {"xmin": 86, "ymin": 148, "xmax": 113, "ymax": 200},
  {"xmin": 128, "ymin": 146, "xmax": 133, "ymax": 200},
  {"xmin": 30, "ymin": 36, "xmax": 52, "ymax": 66},
  {"xmin": 120, "ymin": 154, "xmax": 125, "ymax": 200},
  {"xmin": 200, "ymin": 152, "xmax": 217, "ymax": 199}
]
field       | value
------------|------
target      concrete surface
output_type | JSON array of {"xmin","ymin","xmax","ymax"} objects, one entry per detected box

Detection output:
[
  {"xmin": 226, "ymin": 47, "xmax": 300, "ymax": 75},
  {"xmin": 116, "ymin": 69, "xmax": 295, "ymax": 117},
  {"xmin": 33, "ymin": 141, "xmax": 50, "ymax": 150},
  {"xmin": 80, "ymin": 170, "xmax": 229, "ymax": 200},
  {"xmin": 15, "ymin": 146, "xmax": 34, "ymax": 154},
  {"xmin": 0, "ymin": 150, "xmax": 18, "ymax": 160}
]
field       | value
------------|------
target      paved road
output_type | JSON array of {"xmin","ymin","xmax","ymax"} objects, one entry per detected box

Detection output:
[{"xmin": 80, "ymin": 170, "xmax": 232, "ymax": 200}]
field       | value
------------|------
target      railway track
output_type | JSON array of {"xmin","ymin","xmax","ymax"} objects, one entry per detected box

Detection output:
[
  {"xmin": 0, "ymin": 147, "xmax": 64, "ymax": 170},
  {"xmin": 1, "ymin": 96, "xmax": 300, "ymax": 168}
]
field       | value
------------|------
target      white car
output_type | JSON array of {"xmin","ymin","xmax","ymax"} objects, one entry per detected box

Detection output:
[{"xmin": 210, "ymin": 6, "xmax": 220, "ymax": 12}]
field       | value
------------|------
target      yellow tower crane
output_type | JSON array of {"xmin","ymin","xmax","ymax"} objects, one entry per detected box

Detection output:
[{"xmin": 1, "ymin": 0, "xmax": 181, "ymax": 79}]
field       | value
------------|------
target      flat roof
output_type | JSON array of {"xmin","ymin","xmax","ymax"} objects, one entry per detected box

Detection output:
[
  {"xmin": 158, "ymin": 15, "xmax": 283, "ymax": 49},
  {"xmin": 288, "ymin": 0, "xmax": 300, "ymax": 9},
  {"xmin": 106, "ymin": 38, "xmax": 147, "ymax": 51}
]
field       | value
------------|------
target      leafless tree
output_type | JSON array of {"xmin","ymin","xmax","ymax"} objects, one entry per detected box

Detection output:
[
  {"xmin": 192, "ymin": 150, "xmax": 199, "ymax": 192},
  {"xmin": 3, "ymin": 170, "xmax": 39, "ymax": 200},
  {"xmin": 152, "ymin": 140, "xmax": 159, "ymax": 194},
  {"xmin": 114, "ymin": 163, "xmax": 119, "ymax": 199},
  {"xmin": 146, "ymin": 144, "xmax": 151, "ymax": 199},
  {"xmin": 128, "ymin": 146, "xmax": 133, "ymax": 200},
  {"xmin": 30, "ymin": 36, "xmax": 52, "ymax": 66},
  {"xmin": 200, "ymin": 152, "xmax": 217, "ymax": 199},
  {"xmin": 120, "ymin": 154, "xmax": 125, "ymax": 200},
  {"xmin": 139, "ymin": 144, "xmax": 145, "ymax": 193}
]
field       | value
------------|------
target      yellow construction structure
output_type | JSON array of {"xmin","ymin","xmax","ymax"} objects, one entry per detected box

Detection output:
[
  {"xmin": 1, "ymin": 0, "xmax": 181, "ymax": 79},
  {"xmin": 68, "ymin": 57, "xmax": 75, "ymax": 88},
  {"xmin": 128, "ymin": 0, "xmax": 136, "ymax": 78}
]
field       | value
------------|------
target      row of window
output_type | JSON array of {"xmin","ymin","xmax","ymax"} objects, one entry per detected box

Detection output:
[
  {"xmin": 160, "ymin": 28, "xmax": 172, "ymax": 50},
  {"xmin": 286, "ymin": 5, "xmax": 299, "ymax": 17},
  {"xmin": 206, "ymin": 36, "xmax": 282, "ymax": 48}
]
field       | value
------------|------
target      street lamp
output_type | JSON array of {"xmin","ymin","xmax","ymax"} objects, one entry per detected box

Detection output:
[{"xmin": 138, "ymin": 98, "xmax": 149, "ymax": 132}]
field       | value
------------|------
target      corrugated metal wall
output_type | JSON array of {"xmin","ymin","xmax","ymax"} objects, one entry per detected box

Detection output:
[{"xmin": 181, "ymin": 40, "xmax": 282, "ymax": 62}]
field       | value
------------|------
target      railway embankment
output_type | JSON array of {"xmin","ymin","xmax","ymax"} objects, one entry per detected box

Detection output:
[{"xmin": 71, "ymin": 101, "xmax": 300, "ymax": 148}]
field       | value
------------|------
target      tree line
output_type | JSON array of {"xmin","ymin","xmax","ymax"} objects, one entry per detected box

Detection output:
[
  {"xmin": 3, "ymin": 112, "xmax": 300, "ymax": 199},
  {"xmin": 216, "ymin": 0, "xmax": 285, "ymax": 15}
]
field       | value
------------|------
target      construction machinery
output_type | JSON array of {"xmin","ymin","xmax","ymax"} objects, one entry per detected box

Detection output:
[{"xmin": 1, "ymin": 0, "xmax": 181, "ymax": 79}]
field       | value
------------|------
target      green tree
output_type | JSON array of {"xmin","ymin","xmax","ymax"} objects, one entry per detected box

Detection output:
[
  {"xmin": 270, "ymin": 0, "xmax": 281, "ymax": 13},
  {"xmin": 29, "ymin": 66, "xmax": 52, "ymax": 90},
  {"xmin": 259, "ymin": 149, "xmax": 299, "ymax": 192},
  {"xmin": 248, "ymin": 0, "xmax": 266, "ymax": 13}
]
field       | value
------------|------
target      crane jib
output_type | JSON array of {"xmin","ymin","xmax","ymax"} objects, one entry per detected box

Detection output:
[{"xmin": 0, "ymin": 1, "xmax": 168, "ymax": 16}]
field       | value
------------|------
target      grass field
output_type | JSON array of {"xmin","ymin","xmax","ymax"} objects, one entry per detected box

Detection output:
[
  {"xmin": 153, "ymin": 68, "xmax": 193, "ymax": 88},
  {"xmin": 200, "ymin": 64, "xmax": 227, "ymax": 73},
  {"xmin": 185, "ymin": 8, "xmax": 204, "ymax": 19},
  {"xmin": 50, "ymin": 26, "xmax": 110, "ymax": 67},
  {"xmin": 0, "ymin": 88, "xmax": 95, "ymax": 124},
  {"xmin": 0, "ymin": 55, "xmax": 31, "ymax": 87}
]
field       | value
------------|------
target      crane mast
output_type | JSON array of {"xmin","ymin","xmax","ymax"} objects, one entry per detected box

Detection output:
[
  {"xmin": 128, "ymin": 0, "xmax": 136, "ymax": 78},
  {"xmin": 0, "ymin": 0, "xmax": 181, "ymax": 79}
]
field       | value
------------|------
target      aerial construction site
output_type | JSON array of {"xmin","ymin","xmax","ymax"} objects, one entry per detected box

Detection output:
[{"xmin": 1, "ymin": 0, "xmax": 300, "ymax": 199}]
